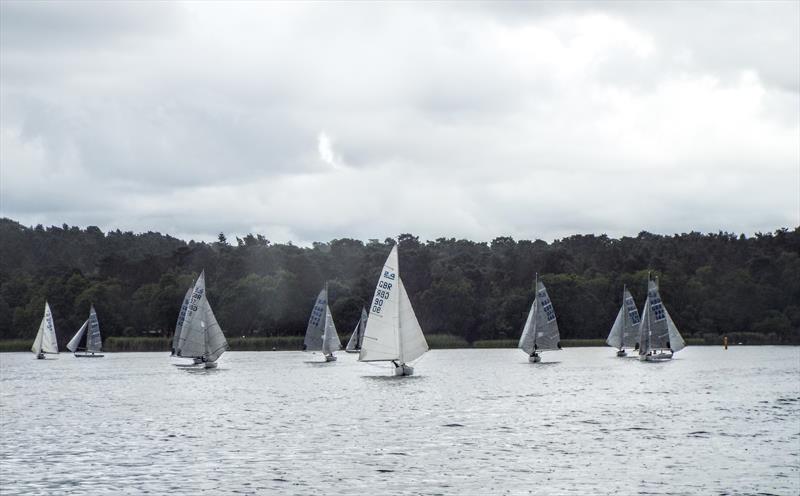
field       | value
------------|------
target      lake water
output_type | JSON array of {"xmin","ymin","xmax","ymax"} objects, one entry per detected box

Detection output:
[{"xmin": 1, "ymin": 347, "xmax": 798, "ymax": 495}]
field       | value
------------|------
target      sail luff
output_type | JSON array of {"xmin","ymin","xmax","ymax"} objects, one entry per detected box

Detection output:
[{"xmin": 67, "ymin": 320, "xmax": 89, "ymax": 352}]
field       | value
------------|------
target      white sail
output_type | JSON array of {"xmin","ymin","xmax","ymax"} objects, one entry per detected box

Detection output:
[
  {"xmin": 321, "ymin": 306, "xmax": 342, "ymax": 355},
  {"xmin": 665, "ymin": 308, "xmax": 686, "ymax": 352},
  {"xmin": 606, "ymin": 287, "xmax": 641, "ymax": 349},
  {"xmin": 177, "ymin": 271, "xmax": 228, "ymax": 362},
  {"xmin": 31, "ymin": 301, "xmax": 58, "ymax": 355},
  {"xmin": 345, "ymin": 308, "xmax": 368, "ymax": 352},
  {"xmin": 67, "ymin": 320, "xmax": 89, "ymax": 352},
  {"xmin": 518, "ymin": 278, "xmax": 560, "ymax": 354},
  {"xmin": 605, "ymin": 307, "xmax": 624, "ymax": 349},
  {"xmin": 202, "ymin": 298, "xmax": 228, "ymax": 362},
  {"xmin": 397, "ymin": 278, "xmax": 428, "ymax": 363},
  {"xmin": 172, "ymin": 286, "xmax": 193, "ymax": 354},
  {"xmin": 303, "ymin": 287, "xmax": 329, "ymax": 351},
  {"xmin": 359, "ymin": 244, "xmax": 428, "ymax": 363},
  {"xmin": 638, "ymin": 279, "xmax": 684, "ymax": 355},
  {"xmin": 86, "ymin": 305, "xmax": 102, "ymax": 352}
]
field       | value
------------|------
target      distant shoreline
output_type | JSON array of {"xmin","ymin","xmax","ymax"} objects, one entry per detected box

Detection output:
[{"xmin": 0, "ymin": 334, "xmax": 793, "ymax": 352}]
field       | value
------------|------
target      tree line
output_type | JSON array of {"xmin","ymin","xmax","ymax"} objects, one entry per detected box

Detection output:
[{"xmin": 1, "ymin": 218, "xmax": 798, "ymax": 345}]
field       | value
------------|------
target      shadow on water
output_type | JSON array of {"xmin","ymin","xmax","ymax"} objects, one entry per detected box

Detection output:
[
  {"xmin": 361, "ymin": 375, "xmax": 426, "ymax": 383},
  {"xmin": 180, "ymin": 367, "xmax": 226, "ymax": 375},
  {"xmin": 524, "ymin": 361, "xmax": 561, "ymax": 366},
  {"xmin": 304, "ymin": 361, "xmax": 337, "ymax": 366}
]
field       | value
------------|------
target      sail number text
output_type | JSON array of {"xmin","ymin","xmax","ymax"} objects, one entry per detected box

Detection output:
[{"xmin": 371, "ymin": 271, "xmax": 395, "ymax": 314}]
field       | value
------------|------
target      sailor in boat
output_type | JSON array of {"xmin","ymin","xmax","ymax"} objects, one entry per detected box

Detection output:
[{"xmin": 37, "ymin": 352, "xmax": 45, "ymax": 360}]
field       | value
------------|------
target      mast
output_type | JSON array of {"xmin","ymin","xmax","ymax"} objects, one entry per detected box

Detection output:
[
  {"xmin": 621, "ymin": 284, "xmax": 627, "ymax": 351},
  {"xmin": 532, "ymin": 273, "xmax": 539, "ymax": 351},
  {"xmin": 395, "ymin": 243, "xmax": 403, "ymax": 363}
]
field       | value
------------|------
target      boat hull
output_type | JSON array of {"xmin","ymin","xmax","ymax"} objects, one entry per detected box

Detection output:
[
  {"xmin": 528, "ymin": 354, "xmax": 541, "ymax": 363},
  {"xmin": 74, "ymin": 353, "xmax": 104, "ymax": 358},
  {"xmin": 344, "ymin": 350, "xmax": 359, "ymax": 354},
  {"xmin": 204, "ymin": 361, "xmax": 218, "ymax": 369},
  {"xmin": 641, "ymin": 351, "xmax": 673, "ymax": 362},
  {"xmin": 616, "ymin": 350, "xmax": 628, "ymax": 357},
  {"xmin": 394, "ymin": 363, "xmax": 414, "ymax": 376},
  {"xmin": 324, "ymin": 354, "xmax": 337, "ymax": 362}
]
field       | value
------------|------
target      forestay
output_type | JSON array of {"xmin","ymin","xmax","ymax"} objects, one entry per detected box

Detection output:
[
  {"xmin": 519, "ymin": 279, "xmax": 561, "ymax": 354},
  {"xmin": 31, "ymin": 301, "xmax": 58, "ymax": 355},
  {"xmin": 359, "ymin": 244, "xmax": 428, "ymax": 363}
]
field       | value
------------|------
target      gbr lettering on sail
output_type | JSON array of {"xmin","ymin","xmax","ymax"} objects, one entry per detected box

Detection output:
[{"xmin": 371, "ymin": 269, "xmax": 396, "ymax": 315}]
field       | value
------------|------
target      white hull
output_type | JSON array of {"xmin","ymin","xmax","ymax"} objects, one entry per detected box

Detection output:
[
  {"xmin": 204, "ymin": 360, "xmax": 218, "ymax": 369},
  {"xmin": 324, "ymin": 354, "xmax": 337, "ymax": 362},
  {"xmin": 394, "ymin": 363, "xmax": 414, "ymax": 376},
  {"xmin": 640, "ymin": 351, "xmax": 673, "ymax": 362}
]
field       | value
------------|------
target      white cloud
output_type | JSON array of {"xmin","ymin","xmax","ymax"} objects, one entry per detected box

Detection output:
[{"xmin": 0, "ymin": 1, "xmax": 797, "ymax": 243}]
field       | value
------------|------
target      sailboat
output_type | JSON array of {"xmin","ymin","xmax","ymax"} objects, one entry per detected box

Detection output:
[
  {"xmin": 175, "ymin": 270, "xmax": 228, "ymax": 368},
  {"xmin": 31, "ymin": 301, "xmax": 58, "ymax": 359},
  {"xmin": 303, "ymin": 284, "xmax": 342, "ymax": 362},
  {"xmin": 358, "ymin": 244, "xmax": 428, "ymax": 376},
  {"xmin": 605, "ymin": 286, "xmax": 641, "ymax": 357},
  {"xmin": 67, "ymin": 305, "xmax": 104, "ymax": 357},
  {"xmin": 518, "ymin": 274, "xmax": 562, "ymax": 363},
  {"xmin": 638, "ymin": 275, "xmax": 686, "ymax": 362},
  {"xmin": 345, "ymin": 307, "xmax": 368, "ymax": 354}
]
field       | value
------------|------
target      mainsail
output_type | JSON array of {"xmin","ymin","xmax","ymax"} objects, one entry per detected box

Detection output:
[
  {"xmin": 606, "ymin": 287, "xmax": 641, "ymax": 349},
  {"xmin": 638, "ymin": 278, "xmax": 685, "ymax": 355},
  {"xmin": 321, "ymin": 306, "xmax": 341, "ymax": 355},
  {"xmin": 359, "ymin": 244, "xmax": 428, "ymax": 363},
  {"xmin": 31, "ymin": 301, "xmax": 58, "ymax": 355},
  {"xmin": 518, "ymin": 277, "xmax": 561, "ymax": 354},
  {"xmin": 177, "ymin": 271, "xmax": 228, "ymax": 362},
  {"xmin": 303, "ymin": 284, "xmax": 334, "ymax": 354},
  {"xmin": 172, "ymin": 285, "xmax": 193, "ymax": 355},
  {"xmin": 345, "ymin": 307, "xmax": 368, "ymax": 352}
]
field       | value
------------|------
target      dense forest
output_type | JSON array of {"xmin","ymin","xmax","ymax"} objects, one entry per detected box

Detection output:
[{"xmin": 0, "ymin": 218, "xmax": 798, "ymax": 346}]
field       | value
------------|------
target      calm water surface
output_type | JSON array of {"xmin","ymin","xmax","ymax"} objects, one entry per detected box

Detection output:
[{"xmin": 1, "ymin": 347, "xmax": 798, "ymax": 495}]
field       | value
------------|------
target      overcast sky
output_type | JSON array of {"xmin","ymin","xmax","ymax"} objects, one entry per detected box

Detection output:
[{"xmin": 1, "ymin": 1, "xmax": 798, "ymax": 244}]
